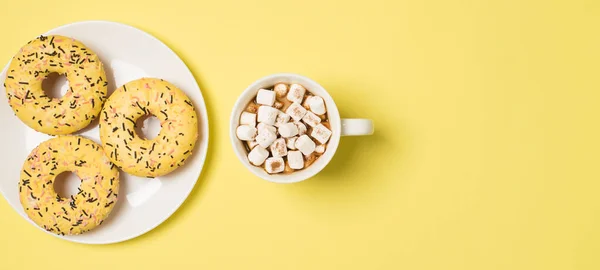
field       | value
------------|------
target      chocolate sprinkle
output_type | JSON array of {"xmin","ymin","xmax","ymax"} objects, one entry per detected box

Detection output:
[
  {"xmin": 125, "ymin": 117, "xmax": 136, "ymax": 126},
  {"xmin": 135, "ymin": 101, "xmax": 145, "ymax": 112}
]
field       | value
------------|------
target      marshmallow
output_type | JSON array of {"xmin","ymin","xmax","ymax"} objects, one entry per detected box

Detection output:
[
  {"xmin": 257, "ymin": 106, "xmax": 279, "ymax": 125},
  {"xmin": 287, "ymin": 150, "xmax": 304, "ymax": 169},
  {"xmin": 311, "ymin": 124, "xmax": 332, "ymax": 144},
  {"xmin": 286, "ymin": 102, "xmax": 307, "ymax": 122},
  {"xmin": 247, "ymin": 140, "xmax": 259, "ymax": 150},
  {"xmin": 264, "ymin": 157, "xmax": 285, "ymax": 174},
  {"xmin": 286, "ymin": 136, "xmax": 298, "ymax": 150},
  {"xmin": 255, "ymin": 127, "xmax": 277, "ymax": 148},
  {"xmin": 278, "ymin": 122, "xmax": 298, "ymax": 138},
  {"xmin": 274, "ymin": 83, "xmax": 288, "ymax": 97},
  {"xmin": 274, "ymin": 101, "xmax": 283, "ymax": 109},
  {"xmin": 308, "ymin": 96, "xmax": 326, "ymax": 115},
  {"xmin": 257, "ymin": 122, "xmax": 277, "ymax": 134},
  {"xmin": 248, "ymin": 146, "xmax": 269, "ymax": 166},
  {"xmin": 295, "ymin": 135, "xmax": 316, "ymax": 156},
  {"xmin": 240, "ymin": 112, "xmax": 256, "ymax": 127},
  {"xmin": 274, "ymin": 112, "xmax": 290, "ymax": 127},
  {"xmin": 246, "ymin": 103, "xmax": 259, "ymax": 113},
  {"xmin": 302, "ymin": 111, "xmax": 321, "ymax": 127},
  {"xmin": 236, "ymin": 125, "xmax": 257, "ymax": 141},
  {"xmin": 315, "ymin": 144, "xmax": 326, "ymax": 154},
  {"xmin": 287, "ymin": 84, "xmax": 306, "ymax": 103},
  {"xmin": 295, "ymin": 121, "xmax": 307, "ymax": 135},
  {"xmin": 256, "ymin": 89, "xmax": 276, "ymax": 106},
  {"xmin": 302, "ymin": 95, "xmax": 313, "ymax": 109},
  {"xmin": 269, "ymin": 138, "xmax": 287, "ymax": 157}
]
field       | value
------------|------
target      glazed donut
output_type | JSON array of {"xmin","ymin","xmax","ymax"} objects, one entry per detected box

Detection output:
[
  {"xmin": 4, "ymin": 35, "xmax": 107, "ymax": 135},
  {"xmin": 99, "ymin": 78, "xmax": 198, "ymax": 177},
  {"xmin": 19, "ymin": 136, "xmax": 119, "ymax": 236}
]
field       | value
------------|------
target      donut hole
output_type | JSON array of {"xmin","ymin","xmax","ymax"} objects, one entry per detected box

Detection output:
[
  {"xmin": 42, "ymin": 72, "xmax": 69, "ymax": 99},
  {"xmin": 53, "ymin": 171, "xmax": 81, "ymax": 198},
  {"xmin": 135, "ymin": 114, "xmax": 161, "ymax": 140}
]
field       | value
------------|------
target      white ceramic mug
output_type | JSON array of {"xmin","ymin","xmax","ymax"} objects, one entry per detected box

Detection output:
[{"xmin": 230, "ymin": 73, "xmax": 374, "ymax": 183}]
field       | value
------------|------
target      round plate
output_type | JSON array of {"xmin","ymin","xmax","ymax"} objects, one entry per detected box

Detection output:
[{"xmin": 0, "ymin": 21, "xmax": 209, "ymax": 244}]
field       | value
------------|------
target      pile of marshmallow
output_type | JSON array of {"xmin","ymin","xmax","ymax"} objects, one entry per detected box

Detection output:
[{"xmin": 236, "ymin": 83, "xmax": 332, "ymax": 174}]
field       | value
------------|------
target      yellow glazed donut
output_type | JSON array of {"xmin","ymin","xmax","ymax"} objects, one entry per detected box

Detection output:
[
  {"xmin": 19, "ymin": 136, "xmax": 119, "ymax": 236},
  {"xmin": 99, "ymin": 78, "xmax": 198, "ymax": 177},
  {"xmin": 4, "ymin": 35, "xmax": 107, "ymax": 135}
]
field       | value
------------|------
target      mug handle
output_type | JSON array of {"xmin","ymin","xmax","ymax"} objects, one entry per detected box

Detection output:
[{"xmin": 341, "ymin": 119, "xmax": 374, "ymax": 136}]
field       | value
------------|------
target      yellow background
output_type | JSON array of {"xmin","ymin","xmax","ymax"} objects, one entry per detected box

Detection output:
[{"xmin": 0, "ymin": 0, "xmax": 599, "ymax": 269}]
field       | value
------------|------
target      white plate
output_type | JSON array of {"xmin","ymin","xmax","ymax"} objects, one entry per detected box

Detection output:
[{"xmin": 0, "ymin": 21, "xmax": 209, "ymax": 244}]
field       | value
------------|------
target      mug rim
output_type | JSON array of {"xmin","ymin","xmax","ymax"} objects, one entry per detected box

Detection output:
[{"xmin": 229, "ymin": 73, "xmax": 341, "ymax": 183}]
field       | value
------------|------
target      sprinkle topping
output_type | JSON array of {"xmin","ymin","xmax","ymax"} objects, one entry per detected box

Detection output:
[
  {"xmin": 99, "ymin": 78, "xmax": 199, "ymax": 177},
  {"xmin": 4, "ymin": 35, "xmax": 107, "ymax": 135},
  {"xmin": 18, "ymin": 136, "xmax": 119, "ymax": 236}
]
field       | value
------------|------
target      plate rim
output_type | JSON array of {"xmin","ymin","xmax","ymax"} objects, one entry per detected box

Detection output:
[{"xmin": 0, "ymin": 20, "xmax": 210, "ymax": 245}]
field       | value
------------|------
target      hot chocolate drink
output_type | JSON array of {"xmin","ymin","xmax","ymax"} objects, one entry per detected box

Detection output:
[{"xmin": 235, "ymin": 83, "xmax": 332, "ymax": 174}]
